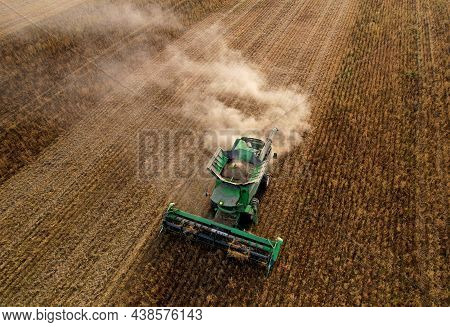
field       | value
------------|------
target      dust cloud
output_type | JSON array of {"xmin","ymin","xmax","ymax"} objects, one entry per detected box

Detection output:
[
  {"xmin": 89, "ymin": 5, "xmax": 310, "ymax": 153},
  {"xmin": 143, "ymin": 24, "xmax": 311, "ymax": 153}
]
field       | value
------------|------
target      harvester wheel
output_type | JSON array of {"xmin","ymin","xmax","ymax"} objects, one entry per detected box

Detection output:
[
  {"xmin": 262, "ymin": 173, "xmax": 270, "ymax": 191},
  {"xmin": 208, "ymin": 201, "xmax": 218, "ymax": 218},
  {"xmin": 251, "ymin": 198, "xmax": 259, "ymax": 225}
]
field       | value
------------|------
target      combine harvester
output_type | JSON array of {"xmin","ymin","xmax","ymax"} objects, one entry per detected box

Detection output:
[{"xmin": 161, "ymin": 128, "xmax": 283, "ymax": 275}]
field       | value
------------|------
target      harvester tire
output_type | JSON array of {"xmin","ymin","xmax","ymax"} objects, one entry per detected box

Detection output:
[
  {"xmin": 208, "ymin": 201, "xmax": 218, "ymax": 218},
  {"xmin": 251, "ymin": 198, "xmax": 259, "ymax": 225},
  {"xmin": 261, "ymin": 173, "xmax": 270, "ymax": 191}
]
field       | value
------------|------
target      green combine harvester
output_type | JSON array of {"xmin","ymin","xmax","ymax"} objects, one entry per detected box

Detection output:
[{"xmin": 160, "ymin": 128, "xmax": 283, "ymax": 275}]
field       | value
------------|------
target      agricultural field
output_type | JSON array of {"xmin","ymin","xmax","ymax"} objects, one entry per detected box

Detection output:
[{"xmin": 0, "ymin": 0, "xmax": 447, "ymax": 306}]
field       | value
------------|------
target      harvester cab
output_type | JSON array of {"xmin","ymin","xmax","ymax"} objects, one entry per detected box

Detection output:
[{"xmin": 161, "ymin": 128, "xmax": 283, "ymax": 275}]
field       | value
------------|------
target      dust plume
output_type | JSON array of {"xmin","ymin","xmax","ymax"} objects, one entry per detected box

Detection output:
[
  {"xmin": 99, "ymin": 11, "xmax": 310, "ymax": 153},
  {"xmin": 149, "ymin": 24, "xmax": 311, "ymax": 153}
]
